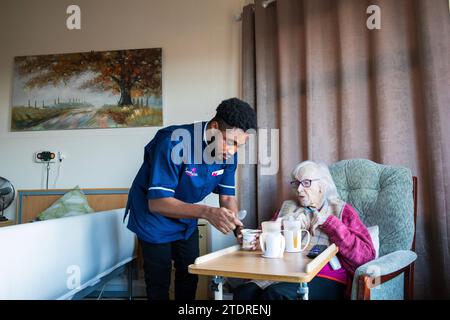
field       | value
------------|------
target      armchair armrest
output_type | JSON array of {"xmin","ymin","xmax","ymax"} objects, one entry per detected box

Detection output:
[{"xmin": 351, "ymin": 250, "xmax": 417, "ymax": 300}]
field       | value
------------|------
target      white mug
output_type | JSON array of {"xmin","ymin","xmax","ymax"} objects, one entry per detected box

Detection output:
[
  {"xmin": 241, "ymin": 229, "xmax": 261, "ymax": 250},
  {"xmin": 259, "ymin": 232, "xmax": 285, "ymax": 258},
  {"xmin": 283, "ymin": 220, "xmax": 310, "ymax": 253},
  {"xmin": 261, "ymin": 221, "xmax": 281, "ymax": 234}
]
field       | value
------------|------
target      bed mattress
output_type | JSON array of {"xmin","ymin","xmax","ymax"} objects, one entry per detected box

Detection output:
[{"xmin": 0, "ymin": 208, "xmax": 136, "ymax": 299}]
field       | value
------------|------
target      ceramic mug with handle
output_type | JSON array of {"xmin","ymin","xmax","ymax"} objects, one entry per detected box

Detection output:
[
  {"xmin": 259, "ymin": 230, "xmax": 285, "ymax": 258},
  {"xmin": 282, "ymin": 219, "xmax": 310, "ymax": 253}
]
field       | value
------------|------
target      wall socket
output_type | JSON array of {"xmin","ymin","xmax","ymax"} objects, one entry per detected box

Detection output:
[{"xmin": 34, "ymin": 151, "xmax": 64, "ymax": 163}]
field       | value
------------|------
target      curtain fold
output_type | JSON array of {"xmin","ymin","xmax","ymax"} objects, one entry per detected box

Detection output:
[
  {"xmin": 240, "ymin": 4, "xmax": 258, "ymax": 229},
  {"xmin": 239, "ymin": 0, "xmax": 450, "ymax": 299}
]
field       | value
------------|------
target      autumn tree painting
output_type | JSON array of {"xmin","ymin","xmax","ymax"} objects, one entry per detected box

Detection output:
[{"xmin": 11, "ymin": 48, "xmax": 162, "ymax": 131}]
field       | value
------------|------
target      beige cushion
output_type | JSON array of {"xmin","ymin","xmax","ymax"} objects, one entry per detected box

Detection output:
[{"xmin": 38, "ymin": 186, "xmax": 94, "ymax": 220}]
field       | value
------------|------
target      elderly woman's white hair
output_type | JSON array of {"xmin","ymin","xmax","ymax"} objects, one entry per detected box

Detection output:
[{"xmin": 291, "ymin": 160, "xmax": 340, "ymax": 202}]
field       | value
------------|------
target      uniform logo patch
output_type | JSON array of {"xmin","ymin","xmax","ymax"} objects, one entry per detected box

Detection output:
[
  {"xmin": 185, "ymin": 168, "xmax": 198, "ymax": 177},
  {"xmin": 211, "ymin": 169, "xmax": 224, "ymax": 177}
]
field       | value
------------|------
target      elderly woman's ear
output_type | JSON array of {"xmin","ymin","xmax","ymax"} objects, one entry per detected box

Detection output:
[
  {"xmin": 318, "ymin": 180, "xmax": 327, "ymax": 195},
  {"xmin": 315, "ymin": 181, "xmax": 328, "ymax": 209}
]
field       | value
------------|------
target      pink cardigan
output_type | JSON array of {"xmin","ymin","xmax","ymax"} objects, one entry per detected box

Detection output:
[
  {"xmin": 272, "ymin": 203, "xmax": 375, "ymax": 284},
  {"xmin": 316, "ymin": 203, "xmax": 376, "ymax": 284}
]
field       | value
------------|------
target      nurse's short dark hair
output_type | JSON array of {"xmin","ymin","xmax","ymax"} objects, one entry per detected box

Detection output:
[{"xmin": 212, "ymin": 98, "xmax": 257, "ymax": 131}]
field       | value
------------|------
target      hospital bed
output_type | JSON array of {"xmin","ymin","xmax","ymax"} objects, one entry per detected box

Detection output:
[{"xmin": 0, "ymin": 188, "xmax": 136, "ymax": 300}]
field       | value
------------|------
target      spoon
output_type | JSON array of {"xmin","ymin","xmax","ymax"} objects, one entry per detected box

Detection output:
[{"xmin": 237, "ymin": 210, "xmax": 247, "ymax": 220}]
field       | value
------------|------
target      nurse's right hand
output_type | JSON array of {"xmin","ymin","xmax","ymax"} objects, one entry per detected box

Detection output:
[{"xmin": 206, "ymin": 207, "xmax": 242, "ymax": 234}]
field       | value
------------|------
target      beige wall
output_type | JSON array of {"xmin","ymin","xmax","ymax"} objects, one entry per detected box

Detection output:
[{"xmin": 0, "ymin": 0, "xmax": 245, "ymax": 220}]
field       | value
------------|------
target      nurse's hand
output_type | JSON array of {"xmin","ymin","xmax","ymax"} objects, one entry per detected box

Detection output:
[
  {"xmin": 206, "ymin": 207, "xmax": 243, "ymax": 234},
  {"xmin": 235, "ymin": 226, "xmax": 244, "ymax": 244}
]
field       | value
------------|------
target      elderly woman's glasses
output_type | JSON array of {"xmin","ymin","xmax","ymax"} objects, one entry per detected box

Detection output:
[{"xmin": 290, "ymin": 178, "xmax": 321, "ymax": 189}]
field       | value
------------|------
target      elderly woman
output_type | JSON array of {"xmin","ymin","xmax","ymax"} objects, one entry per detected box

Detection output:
[{"xmin": 234, "ymin": 160, "xmax": 375, "ymax": 300}]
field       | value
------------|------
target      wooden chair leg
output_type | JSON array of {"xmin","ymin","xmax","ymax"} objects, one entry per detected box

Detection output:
[
  {"xmin": 404, "ymin": 263, "xmax": 415, "ymax": 300},
  {"xmin": 358, "ymin": 276, "xmax": 372, "ymax": 300},
  {"xmin": 410, "ymin": 263, "xmax": 415, "ymax": 299}
]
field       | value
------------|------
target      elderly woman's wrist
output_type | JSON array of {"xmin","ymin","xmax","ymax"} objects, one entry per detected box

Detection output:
[{"xmin": 318, "ymin": 213, "xmax": 331, "ymax": 226}]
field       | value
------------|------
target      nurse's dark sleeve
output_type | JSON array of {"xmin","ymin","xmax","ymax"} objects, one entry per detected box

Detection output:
[
  {"xmin": 147, "ymin": 135, "xmax": 182, "ymax": 199},
  {"xmin": 213, "ymin": 162, "xmax": 237, "ymax": 196}
]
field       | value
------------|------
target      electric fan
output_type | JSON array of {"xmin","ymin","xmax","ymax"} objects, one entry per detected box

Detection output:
[{"xmin": 0, "ymin": 177, "xmax": 15, "ymax": 222}]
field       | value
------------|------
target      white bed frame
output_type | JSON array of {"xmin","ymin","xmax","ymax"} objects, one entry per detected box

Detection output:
[{"xmin": 0, "ymin": 208, "xmax": 136, "ymax": 300}]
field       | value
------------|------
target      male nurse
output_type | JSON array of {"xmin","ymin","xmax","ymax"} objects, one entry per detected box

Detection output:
[{"xmin": 126, "ymin": 98, "xmax": 257, "ymax": 300}]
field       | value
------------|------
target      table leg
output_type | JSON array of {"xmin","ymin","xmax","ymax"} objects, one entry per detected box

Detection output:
[
  {"xmin": 211, "ymin": 276, "xmax": 224, "ymax": 300},
  {"xmin": 297, "ymin": 282, "xmax": 309, "ymax": 300},
  {"xmin": 127, "ymin": 262, "xmax": 133, "ymax": 300}
]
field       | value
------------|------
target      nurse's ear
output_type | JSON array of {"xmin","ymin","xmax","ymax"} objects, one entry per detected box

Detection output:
[
  {"xmin": 210, "ymin": 120, "xmax": 220, "ymax": 130},
  {"xmin": 206, "ymin": 120, "xmax": 222, "ymax": 144}
]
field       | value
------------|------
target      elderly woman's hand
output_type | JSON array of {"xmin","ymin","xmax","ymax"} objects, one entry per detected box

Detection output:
[{"xmin": 310, "ymin": 208, "xmax": 331, "ymax": 235}]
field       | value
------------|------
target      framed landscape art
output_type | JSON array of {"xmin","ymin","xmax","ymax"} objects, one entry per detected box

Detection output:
[{"xmin": 11, "ymin": 48, "xmax": 162, "ymax": 131}]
